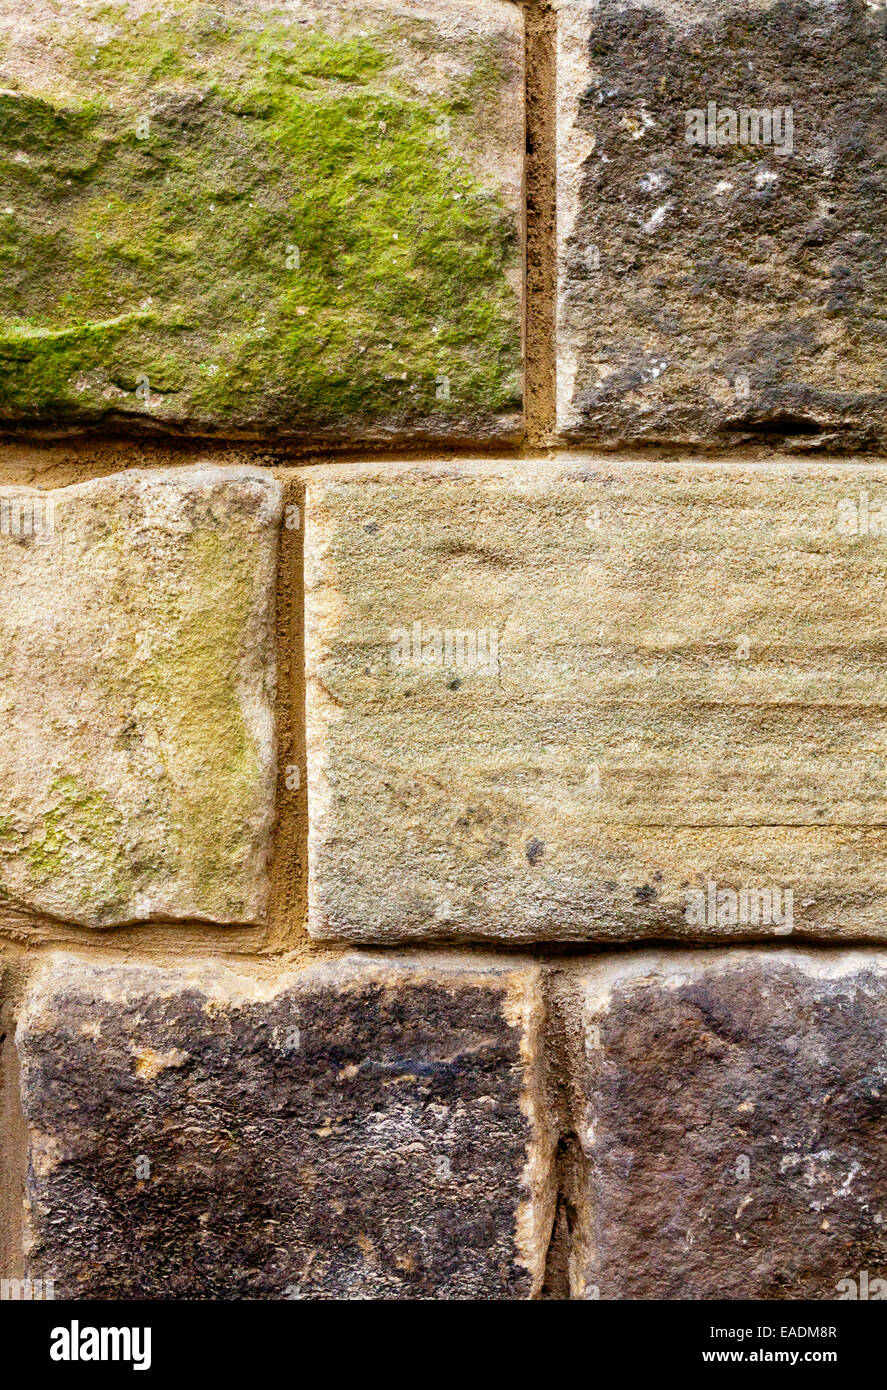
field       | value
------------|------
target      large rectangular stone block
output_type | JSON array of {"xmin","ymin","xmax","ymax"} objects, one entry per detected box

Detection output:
[
  {"xmin": 306, "ymin": 459, "xmax": 887, "ymax": 942},
  {"xmin": 568, "ymin": 949, "xmax": 887, "ymax": 1299},
  {"xmin": 556, "ymin": 0, "xmax": 887, "ymax": 448},
  {"xmin": 17, "ymin": 952, "xmax": 552, "ymax": 1299},
  {"xmin": 0, "ymin": 0, "xmax": 523, "ymax": 443},
  {"xmin": 0, "ymin": 466, "xmax": 280, "ymax": 927}
]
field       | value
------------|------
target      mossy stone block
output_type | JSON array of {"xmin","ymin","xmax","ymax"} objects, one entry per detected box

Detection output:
[{"xmin": 0, "ymin": 0, "xmax": 524, "ymax": 442}]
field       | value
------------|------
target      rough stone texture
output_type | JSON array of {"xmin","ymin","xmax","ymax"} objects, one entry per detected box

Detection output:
[
  {"xmin": 17, "ymin": 951, "xmax": 552, "ymax": 1299},
  {"xmin": 0, "ymin": 466, "xmax": 280, "ymax": 927},
  {"xmin": 306, "ymin": 458, "xmax": 887, "ymax": 943},
  {"xmin": 556, "ymin": 0, "xmax": 887, "ymax": 448},
  {"xmin": 568, "ymin": 949, "xmax": 887, "ymax": 1299},
  {"xmin": 0, "ymin": 0, "xmax": 523, "ymax": 444}
]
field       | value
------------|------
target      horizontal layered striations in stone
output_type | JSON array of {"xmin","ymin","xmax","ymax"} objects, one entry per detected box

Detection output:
[
  {"xmin": 306, "ymin": 459, "xmax": 887, "ymax": 942},
  {"xmin": 0, "ymin": 466, "xmax": 280, "ymax": 927},
  {"xmin": 568, "ymin": 949, "xmax": 887, "ymax": 1299},
  {"xmin": 0, "ymin": 0, "xmax": 523, "ymax": 443},
  {"xmin": 556, "ymin": 0, "xmax": 887, "ymax": 448},
  {"xmin": 17, "ymin": 952, "xmax": 552, "ymax": 1299}
]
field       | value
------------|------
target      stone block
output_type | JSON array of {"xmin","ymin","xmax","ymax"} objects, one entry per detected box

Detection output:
[
  {"xmin": 306, "ymin": 459, "xmax": 887, "ymax": 943},
  {"xmin": 17, "ymin": 951, "xmax": 552, "ymax": 1298},
  {"xmin": 0, "ymin": 466, "xmax": 280, "ymax": 926},
  {"xmin": 556, "ymin": 0, "xmax": 887, "ymax": 448},
  {"xmin": 568, "ymin": 949, "xmax": 887, "ymax": 1299},
  {"xmin": 0, "ymin": 0, "xmax": 523, "ymax": 443}
]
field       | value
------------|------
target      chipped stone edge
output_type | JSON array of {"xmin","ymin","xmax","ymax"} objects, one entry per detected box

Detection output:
[
  {"xmin": 554, "ymin": 0, "xmax": 597, "ymax": 437},
  {"xmin": 293, "ymin": 454, "xmax": 887, "ymax": 487},
  {"xmin": 569, "ymin": 943, "xmax": 887, "ymax": 1019},
  {"xmin": 303, "ymin": 477, "xmax": 340, "ymax": 941},
  {"xmin": 502, "ymin": 962, "xmax": 559, "ymax": 1297}
]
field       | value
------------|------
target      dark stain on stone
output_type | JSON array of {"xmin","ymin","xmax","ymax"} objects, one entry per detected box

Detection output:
[
  {"xmin": 433, "ymin": 539, "xmax": 515, "ymax": 568},
  {"xmin": 729, "ymin": 412, "xmax": 823, "ymax": 435},
  {"xmin": 525, "ymin": 836, "xmax": 545, "ymax": 865}
]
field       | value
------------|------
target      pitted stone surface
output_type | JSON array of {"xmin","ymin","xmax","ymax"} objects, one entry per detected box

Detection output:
[
  {"xmin": 305, "ymin": 459, "xmax": 887, "ymax": 944},
  {"xmin": 557, "ymin": 0, "xmax": 887, "ymax": 448},
  {"xmin": 17, "ymin": 952, "xmax": 552, "ymax": 1299},
  {"xmin": 568, "ymin": 950, "xmax": 887, "ymax": 1299},
  {"xmin": 0, "ymin": 0, "xmax": 523, "ymax": 443},
  {"xmin": 0, "ymin": 466, "xmax": 280, "ymax": 927}
]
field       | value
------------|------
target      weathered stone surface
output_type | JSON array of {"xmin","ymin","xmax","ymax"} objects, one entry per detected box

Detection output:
[
  {"xmin": 0, "ymin": 466, "xmax": 280, "ymax": 927},
  {"xmin": 0, "ymin": 0, "xmax": 523, "ymax": 443},
  {"xmin": 306, "ymin": 458, "xmax": 887, "ymax": 943},
  {"xmin": 556, "ymin": 0, "xmax": 887, "ymax": 448},
  {"xmin": 568, "ymin": 949, "xmax": 887, "ymax": 1299},
  {"xmin": 17, "ymin": 951, "xmax": 552, "ymax": 1299}
]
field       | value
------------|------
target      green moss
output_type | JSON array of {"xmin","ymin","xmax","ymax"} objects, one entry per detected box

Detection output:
[
  {"xmin": 131, "ymin": 527, "xmax": 257, "ymax": 910},
  {"xmin": 0, "ymin": 506, "xmax": 263, "ymax": 920},
  {"xmin": 0, "ymin": 4, "xmax": 521, "ymax": 427},
  {"xmin": 83, "ymin": 517, "xmax": 260, "ymax": 915},
  {"xmin": 25, "ymin": 772, "xmax": 134, "ymax": 916},
  {"xmin": 0, "ymin": 313, "xmax": 157, "ymax": 406}
]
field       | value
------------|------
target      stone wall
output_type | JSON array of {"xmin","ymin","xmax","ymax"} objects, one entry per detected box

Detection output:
[{"xmin": 2, "ymin": 0, "xmax": 887, "ymax": 1300}]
